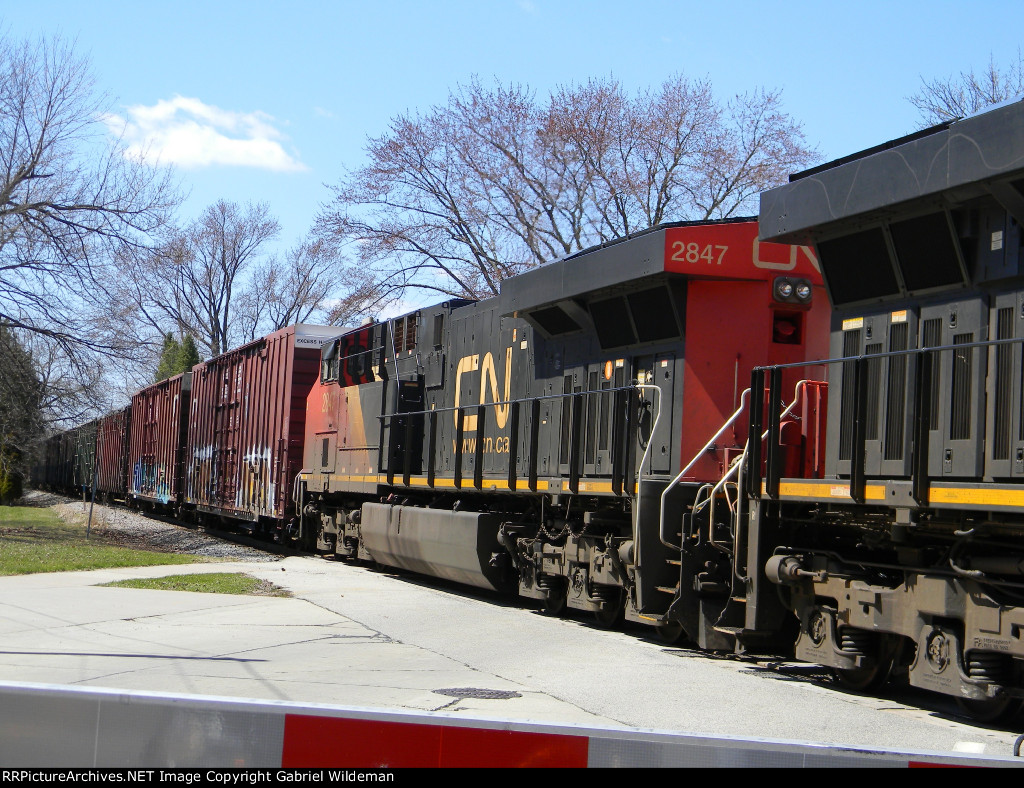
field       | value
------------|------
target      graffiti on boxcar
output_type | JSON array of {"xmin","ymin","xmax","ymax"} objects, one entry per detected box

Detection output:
[
  {"xmin": 187, "ymin": 445, "xmax": 217, "ymax": 503},
  {"xmin": 236, "ymin": 445, "xmax": 275, "ymax": 515},
  {"xmin": 132, "ymin": 461, "xmax": 172, "ymax": 503}
]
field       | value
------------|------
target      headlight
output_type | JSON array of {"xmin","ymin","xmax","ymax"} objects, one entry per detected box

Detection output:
[{"xmin": 774, "ymin": 276, "xmax": 812, "ymax": 304}]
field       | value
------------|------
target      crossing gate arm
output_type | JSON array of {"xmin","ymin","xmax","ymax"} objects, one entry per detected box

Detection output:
[{"xmin": 0, "ymin": 681, "xmax": 1019, "ymax": 768}]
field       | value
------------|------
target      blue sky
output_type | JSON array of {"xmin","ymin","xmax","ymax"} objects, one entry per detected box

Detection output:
[{"xmin": 4, "ymin": 1, "xmax": 1023, "ymax": 256}]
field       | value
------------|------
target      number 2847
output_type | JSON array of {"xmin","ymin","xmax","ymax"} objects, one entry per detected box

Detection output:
[{"xmin": 671, "ymin": 242, "xmax": 728, "ymax": 265}]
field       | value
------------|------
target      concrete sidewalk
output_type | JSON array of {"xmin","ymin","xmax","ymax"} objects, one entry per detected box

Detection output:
[{"xmin": 0, "ymin": 557, "xmax": 616, "ymax": 726}]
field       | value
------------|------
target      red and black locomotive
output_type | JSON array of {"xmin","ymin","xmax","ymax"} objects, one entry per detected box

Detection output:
[{"xmin": 298, "ymin": 218, "xmax": 828, "ymax": 646}]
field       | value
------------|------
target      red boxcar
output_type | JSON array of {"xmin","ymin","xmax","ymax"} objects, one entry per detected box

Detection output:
[
  {"xmin": 95, "ymin": 406, "xmax": 131, "ymax": 500},
  {"xmin": 129, "ymin": 373, "xmax": 191, "ymax": 507},
  {"xmin": 183, "ymin": 324, "xmax": 338, "ymax": 527}
]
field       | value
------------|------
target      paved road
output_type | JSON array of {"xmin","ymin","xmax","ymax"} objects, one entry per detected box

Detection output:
[{"xmin": 0, "ymin": 555, "xmax": 1020, "ymax": 758}]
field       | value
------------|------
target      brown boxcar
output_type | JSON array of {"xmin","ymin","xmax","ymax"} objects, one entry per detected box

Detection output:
[
  {"xmin": 95, "ymin": 406, "xmax": 131, "ymax": 499},
  {"xmin": 184, "ymin": 324, "xmax": 337, "ymax": 528},
  {"xmin": 129, "ymin": 373, "xmax": 191, "ymax": 506}
]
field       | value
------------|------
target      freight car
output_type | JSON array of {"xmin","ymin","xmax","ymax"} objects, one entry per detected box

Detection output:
[
  {"xmin": 36, "ymin": 324, "xmax": 337, "ymax": 540},
  {"xmin": 121, "ymin": 323, "xmax": 337, "ymax": 534},
  {"xmin": 95, "ymin": 406, "xmax": 131, "ymax": 502},
  {"xmin": 745, "ymin": 97, "xmax": 1024, "ymax": 721},
  {"xmin": 35, "ymin": 425, "xmax": 90, "ymax": 495},
  {"xmin": 295, "ymin": 218, "xmax": 830, "ymax": 645},
  {"xmin": 129, "ymin": 372, "xmax": 190, "ymax": 510},
  {"xmin": 183, "ymin": 323, "xmax": 339, "ymax": 534}
]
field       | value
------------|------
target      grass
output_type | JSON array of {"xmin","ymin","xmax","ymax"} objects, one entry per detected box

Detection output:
[
  {"xmin": 0, "ymin": 504, "xmax": 199, "ymax": 576},
  {"xmin": 100, "ymin": 573, "xmax": 290, "ymax": 596}
]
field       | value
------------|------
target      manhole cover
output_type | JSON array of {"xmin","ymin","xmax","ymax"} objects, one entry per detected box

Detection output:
[{"xmin": 432, "ymin": 687, "xmax": 522, "ymax": 700}]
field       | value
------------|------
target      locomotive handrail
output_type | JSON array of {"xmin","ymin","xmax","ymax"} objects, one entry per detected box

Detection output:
[
  {"xmin": 658, "ymin": 388, "xmax": 751, "ymax": 551},
  {"xmin": 752, "ymin": 332, "xmax": 1024, "ymax": 373},
  {"xmin": 708, "ymin": 382, "xmax": 811, "ymax": 556},
  {"xmin": 748, "ymin": 335, "xmax": 1014, "ymax": 503},
  {"xmin": 750, "ymin": 334, "xmax": 1024, "ymax": 501},
  {"xmin": 377, "ymin": 384, "xmax": 642, "ymax": 492},
  {"xmin": 375, "ymin": 384, "xmax": 639, "ymax": 419},
  {"xmin": 691, "ymin": 380, "xmax": 811, "ymax": 557},
  {"xmin": 630, "ymin": 383, "xmax": 663, "ymax": 566}
]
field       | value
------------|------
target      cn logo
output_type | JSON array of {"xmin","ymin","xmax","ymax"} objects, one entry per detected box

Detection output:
[
  {"xmin": 454, "ymin": 347, "xmax": 512, "ymax": 432},
  {"xmin": 752, "ymin": 238, "xmax": 819, "ymax": 272}
]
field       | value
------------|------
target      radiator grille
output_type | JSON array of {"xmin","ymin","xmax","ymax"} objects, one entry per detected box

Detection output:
[
  {"xmin": 838, "ymin": 330, "xmax": 861, "ymax": 461},
  {"xmin": 560, "ymin": 375, "xmax": 572, "ymax": 464},
  {"xmin": 884, "ymin": 323, "xmax": 909, "ymax": 460},
  {"xmin": 950, "ymin": 333, "xmax": 973, "ymax": 441},
  {"xmin": 865, "ymin": 342, "xmax": 883, "ymax": 441},
  {"xmin": 994, "ymin": 307, "xmax": 1013, "ymax": 459},
  {"xmin": 921, "ymin": 318, "xmax": 942, "ymax": 430},
  {"xmin": 585, "ymin": 370, "xmax": 598, "ymax": 465}
]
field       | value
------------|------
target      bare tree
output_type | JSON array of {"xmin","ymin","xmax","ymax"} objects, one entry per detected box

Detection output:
[
  {"xmin": 235, "ymin": 236, "xmax": 346, "ymax": 342},
  {"xmin": 910, "ymin": 53, "xmax": 1024, "ymax": 126},
  {"xmin": 316, "ymin": 75, "xmax": 817, "ymax": 305},
  {"xmin": 132, "ymin": 200, "xmax": 280, "ymax": 357},
  {"xmin": 0, "ymin": 34, "xmax": 177, "ymax": 354}
]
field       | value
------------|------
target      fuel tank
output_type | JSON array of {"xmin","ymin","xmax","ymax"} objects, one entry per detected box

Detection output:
[{"xmin": 360, "ymin": 502, "xmax": 514, "ymax": 592}]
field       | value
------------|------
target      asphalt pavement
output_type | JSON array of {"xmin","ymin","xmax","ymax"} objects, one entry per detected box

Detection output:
[{"xmin": 0, "ymin": 555, "xmax": 1021, "ymax": 758}]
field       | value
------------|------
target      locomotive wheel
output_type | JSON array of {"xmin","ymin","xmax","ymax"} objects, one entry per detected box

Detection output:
[
  {"xmin": 541, "ymin": 584, "xmax": 567, "ymax": 617},
  {"xmin": 655, "ymin": 621, "xmax": 686, "ymax": 645},
  {"xmin": 833, "ymin": 651, "xmax": 896, "ymax": 691},
  {"xmin": 833, "ymin": 633, "xmax": 899, "ymax": 692},
  {"xmin": 954, "ymin": 696, "xmax": 1024, "ymax": 724},
  {"xmin": 592, "ymin": 591, "xmax": 625, "ymax": 629},
  {"xmin": 833, "ymin": 662, "xmax": 893, "ymax": 692}
]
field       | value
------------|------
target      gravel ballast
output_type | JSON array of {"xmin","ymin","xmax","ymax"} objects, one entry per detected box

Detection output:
[{"xmin": 19, "ymin": 490, "xmax": 283, "ymax": 564}]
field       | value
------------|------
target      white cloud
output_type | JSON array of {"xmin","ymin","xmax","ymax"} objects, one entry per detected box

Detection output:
[
  {"xmin": 517, "ymin": 0, "xmax": 537, "ymax": 13},
  {"xmin": 106, "ymin": 96, "xmax": 308, "ymax": 172}
]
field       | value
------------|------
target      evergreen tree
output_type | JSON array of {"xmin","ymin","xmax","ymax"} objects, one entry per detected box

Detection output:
[
  {"xmin": 155, "ymin": 332, "xmax": 201, "ymax": 382},
  {"xmin": 154, "ymin": 333, "xmax": 182, "ymax": 382},
  {"xmin": 178, "ymin": 334, "xmax": 201, "ymax": 372}
]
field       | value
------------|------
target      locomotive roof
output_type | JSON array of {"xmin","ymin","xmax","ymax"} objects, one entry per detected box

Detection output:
[
  {"xmin": 499, "ymin": 217, "xmax": 757, "ymax": 314},
  {"xmin": 759, "ymin": 96, "xmax": 1024, "ymax": 245}
]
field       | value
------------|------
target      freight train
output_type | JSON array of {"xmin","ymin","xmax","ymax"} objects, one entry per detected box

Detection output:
[{"xmin": 33, "ymin": 96, "xmax": 1024, "ymax": 723}]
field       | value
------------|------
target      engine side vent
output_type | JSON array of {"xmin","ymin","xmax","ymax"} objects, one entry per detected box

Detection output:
[
  {"xmin": 884, "ymin": 322, "xmax": 909, "ymax": 460},
  {"xmin": 921, "ymin": 318, "xmax": 942, "ymax": 430},
  {"xmin": 864, "ymin": 343, "xmax": 884, "ymax": 441},
  {"xmin": 950, "ymin": 333, "xmax": 974, "ymax": 441},
  {"xmin": 818, "ymin": 229, "xmax": 899, "ymax": 306},
  {"xmin": 589, "ymin": 297, "xmax": 637, "ymax": 348},
  {"xmin": 994, "ymin": 307, "xmax": 1014, "ymax": 459},
  {"xmin": 839, "ymin": 329, "xmax": 861, "ymax": 461},
  {"xmin": 889, "ymin": 212, "xmax": 965, "ymax": 292},
  {"xmin": 531, "ymin": 305, "xmax": 581, "ymax": 336}
]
